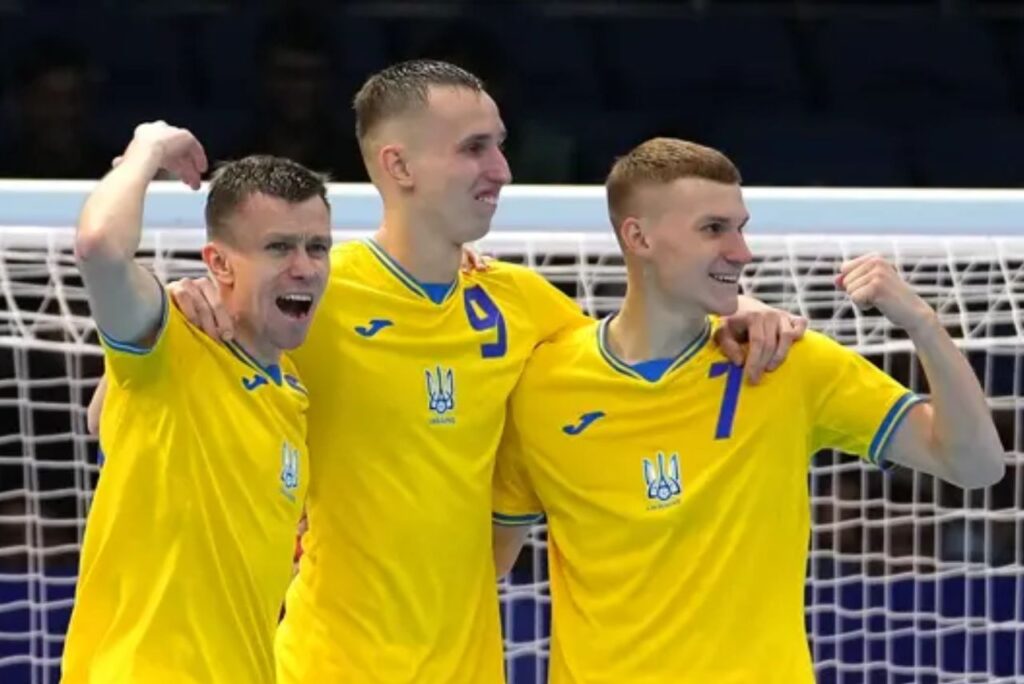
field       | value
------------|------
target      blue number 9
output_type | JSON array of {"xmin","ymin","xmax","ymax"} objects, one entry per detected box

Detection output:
[{"xmin": 463, "ymin": 286, "xmax": 507, "ymax": 358}]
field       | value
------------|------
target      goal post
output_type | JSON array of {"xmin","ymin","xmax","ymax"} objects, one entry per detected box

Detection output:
[{"xmin": 1, "ymin": 183, "xmax": 1022, "ymax": 683}]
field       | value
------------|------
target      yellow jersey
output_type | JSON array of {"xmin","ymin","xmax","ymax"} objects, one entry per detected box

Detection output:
[
  {"xmin": 276, "ymin": 240, "xmax": 586, "ymax": 683},
  {"xmin": 493, "ymin": 318, "xmax": 922, "ymax": 684},
  {"xmin": 62, "ymin": 290, "xmax": 309, "ymax": 684}
]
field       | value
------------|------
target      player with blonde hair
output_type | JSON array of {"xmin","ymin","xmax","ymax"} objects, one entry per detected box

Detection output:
[
  {"xmin": 119, "ymin": 64, "xmax": 807, "ymax": 683},
  {"xmin": 492, "ymin": 137, "xmax": 1005, "ymax": 684}
]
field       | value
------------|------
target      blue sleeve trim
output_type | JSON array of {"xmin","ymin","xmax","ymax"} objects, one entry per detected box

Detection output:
[
  {"xmin": 493, "ymin": 511, "xmax": 544, "ymax": 526},
  {"xmin": 869, "ymin": 392, "xmax": 926, "ymax": 467},
  {"xmin": 97, "ymin": 279, "xmax": 168, "ymax": 356}
]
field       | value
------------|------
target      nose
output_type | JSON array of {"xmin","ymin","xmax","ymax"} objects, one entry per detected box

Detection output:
[
  {"xmin": 288, "ymin": 246, "xmax": 318, "ymax": 279},
  {"xmin": 726, "ymin": 231, "xmax": 753, "ymax": 266},
  {"xmin": 488, "ymin": 147, "xmax": 512, "ymax": 186}
]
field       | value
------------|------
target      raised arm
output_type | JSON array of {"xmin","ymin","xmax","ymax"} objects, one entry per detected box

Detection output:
[
  {"xmin": 74, "ymin": 122, "xmax": 207, "ymax": 347},
  {"xmin": 839, "ymin": 254, "xmax": 1005, "ymax": 489}
]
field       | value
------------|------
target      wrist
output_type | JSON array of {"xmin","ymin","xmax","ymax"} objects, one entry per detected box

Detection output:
[{"xmin": 121, "ymin": 141, "xmax": 165, "ymax": 178}]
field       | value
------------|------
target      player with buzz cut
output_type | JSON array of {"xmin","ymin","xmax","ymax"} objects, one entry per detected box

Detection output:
[
  {"xmin": 63, "ymin": 121, "xmax": 332, "ymax": 683},
  {"xmin": 138, "ymin": 61, "xmax": 806, "ymax": 683},
  {"xmin": 491, "ymin": 137, "xmax": 1006, "ymax": 684}
]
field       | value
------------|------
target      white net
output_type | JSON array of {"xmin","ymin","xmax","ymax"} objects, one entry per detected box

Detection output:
[{"xmin": 1, "ymin": 201, "xmax": 1022, "ymax": 683}]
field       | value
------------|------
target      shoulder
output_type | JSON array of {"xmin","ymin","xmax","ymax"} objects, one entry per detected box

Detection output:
[
  {"xmin": 102, "ymin": 290, "xmax": 206, "ymax": 387},
  {"xmin": 469, "ymin": 259, "xmax": 533, "ymax": 287},
  {"xmin": 331, "ymin": 239, "xmax": 365, "ymax": 260},
  {"xmin": 469, "ymin": 260, "xmax": 568, "ymax": 305},
  {"xmin": 522, "ymin": 320, "xmax": 599, "ymax": 376},
  {"xmin": 328, "ymin": 240, "xmax": 368, "ymax": 274},
  {"xmin": 320, "ymin": 241, "xmax": 385, "ymax": 301},
  {"xmin": 793, "ymin": 329, "xmax": 857, "ymax": 363},
  {"xmin": 795, "ymin": 329, "xmax": 842, "ymax": 353},
  {"xmin": 767, "ymin": 329, "xmax": 867, "ymax": 387}
]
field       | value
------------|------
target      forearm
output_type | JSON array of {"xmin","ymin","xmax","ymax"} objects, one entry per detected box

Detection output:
[
  {"xmin": 908, "ymin": 314, "xmax": 1004, "ymax": 487},
  {"xmin": 75, "ymin": 146, "xmax": 165, "ymax": 344},
  {"xmin": 75, "ymin": 148, "xmax": 161, "ymax": 265}
]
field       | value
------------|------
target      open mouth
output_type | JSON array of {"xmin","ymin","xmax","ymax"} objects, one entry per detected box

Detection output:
[
  {"xmin": 710, "ymin": 274, "xmax": 739, "ymax": 285},
  {"xmin": 276, "ymin": 293, "xmax": 314, "ymax": 319}
]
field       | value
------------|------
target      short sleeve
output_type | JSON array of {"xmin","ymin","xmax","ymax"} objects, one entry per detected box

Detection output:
[
  {"xmin": 493, "ymin": 407, "xmax": 544, "ymax": 526},
  {"xmin": 804, "ymin": 332, "xmax": 925, "ymax": 467},
  {"xmin": 98, "ymin": 286, "xmax": 177, "ymax": 389},
  {"xmin": 509, "ymin": 266, "xmax": 590, "ymax": 346}
]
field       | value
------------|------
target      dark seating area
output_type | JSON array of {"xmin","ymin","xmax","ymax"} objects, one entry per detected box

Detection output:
[{"xmin": 0, "ymin": 1, "xmax": 1022, "ymax": 187}]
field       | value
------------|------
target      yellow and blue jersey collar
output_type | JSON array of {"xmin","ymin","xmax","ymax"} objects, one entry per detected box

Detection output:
[
  {"xmin": 596, "ymin": 314, "xmax": 712, "ymax": 382},
  {"xmin": 225, "ymin": 340, "xmax": 283, "ymax": 384},
  {"xmin": 363, "ymin": 239, "xmax": 458, "ymax": 305},
  {"xmin": 224, "ymin": 340, "xmax": 308, "ymax": 394}
]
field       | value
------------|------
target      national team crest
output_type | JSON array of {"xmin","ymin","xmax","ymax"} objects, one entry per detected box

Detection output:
[
  {"xmin": 425, "ymin": 365, "xmax": 456, "ymax": 424},
  {"xmin": 643, "ymin": 452, "xmax": 682, "ymax": 507},
  {"xmin": 280, "ymin": 441, "xmax": 300, "ymax": 501}
]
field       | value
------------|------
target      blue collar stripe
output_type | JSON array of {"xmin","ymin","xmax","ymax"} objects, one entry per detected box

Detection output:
[
  {"xmin": 363, "ymin": 239, "xmax": 456, "ymax": 304},
  {"xmin": 596, "ymin": 316, "xmax": 712, "ymax": 383},
  {"xmin": 225, "ymin": 340, "xmax": 282, "ymax": 385}
]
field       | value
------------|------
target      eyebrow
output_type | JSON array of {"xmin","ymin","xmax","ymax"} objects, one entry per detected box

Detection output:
[
  {"xmin": 703, "ymin": 215, "xmax": 749, "ymax": 228},
  {"xmin": 459, "ymin": 130, "xmax": 507, "ymax": 147},
  {"xmin": 263, "ymin": 232, "xmax": 331, "ymax": 243}
]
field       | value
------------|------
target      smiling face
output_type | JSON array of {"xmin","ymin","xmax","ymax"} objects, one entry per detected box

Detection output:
[
  {"xmin": 207, "ymin": 192, "xmax": 331, "ymax": 352},
  {"xmin": 625, "ymin": 178, "xmax": 752, "ymax": 316},
  {"xmin": 606, "ymin": 137, "xmax": 752, "ymax": 317},
  {"xmin": 353, "ymin": 60, "xmax": 513, "ymax": 246},
  {"xmin": 202, "ymin": 155, "xmax": 332, "ymax": 356},
  {"xmin": 400, "ymin": 85, "xmax": 511, "ymax": 244}
]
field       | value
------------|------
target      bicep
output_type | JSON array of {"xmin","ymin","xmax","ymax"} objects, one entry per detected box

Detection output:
[
  {"xmin": 81, "ymin": 260, "xmax": 165, "ymax": 349},
  {"xmin": 879, "ymin": 402, "xmax": 944, "ymax": 476}
]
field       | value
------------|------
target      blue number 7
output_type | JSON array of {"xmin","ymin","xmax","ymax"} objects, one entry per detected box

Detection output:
[
  {"xmin": 463, "ymin": 286, "xmax": 507, "ymax": 358},
  {"xmin": 708, "ymin": 362, "xmax": 743, "ymax": 440}
]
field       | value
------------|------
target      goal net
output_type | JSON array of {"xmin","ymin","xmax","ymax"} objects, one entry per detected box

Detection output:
[{"xmin": 0, "ymin": 184, "xmax": 1021, "ymax": 684}]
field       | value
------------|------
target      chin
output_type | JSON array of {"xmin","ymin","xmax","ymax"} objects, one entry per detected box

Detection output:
[
  {"xmin": 458, "ymin": 221, "xmax": 491, "ymax": 244},
  {"xmin": 270, "ymin": 323, "xmax": 313, "ymax": 352},
  {"xmin": 709, "ymin": 296, "xmax": 740, "ymax": 317}
]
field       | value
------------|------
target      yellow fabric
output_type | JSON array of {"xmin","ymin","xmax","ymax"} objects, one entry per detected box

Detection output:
[
  {"xmin": 494, "ymin": 320, "xmax": 921, "ymax": 684},
  {"xmin": 276, "ymin": 240, "xmax": 587, "ymax": 683},
  {"xmin": 62, "ymin": 293, "xmax": 309, "ymax": 684}
]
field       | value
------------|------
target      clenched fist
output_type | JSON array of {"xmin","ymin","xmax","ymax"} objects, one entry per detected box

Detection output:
[
  {"xmin": 118, "ymin": 120, "xmax": 209, "ymax": 190},
  {"xmin": 836, "ymin": 253, "xmax": 937, "ymax": 335}
]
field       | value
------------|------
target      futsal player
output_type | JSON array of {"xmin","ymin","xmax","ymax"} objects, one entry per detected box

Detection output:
[
  {"xmin": 490, "ymin": 137, "xmax": 1006, "ymax": 684},
  {"xmin": 142, "ymin": 61, "xmax": 807, "ymax": 683},
  {"xmin": 63, "ymin": 121, "xmax": 331, "ymax": 683}
]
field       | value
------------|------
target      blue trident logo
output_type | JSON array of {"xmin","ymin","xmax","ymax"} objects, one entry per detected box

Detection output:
[
  {"xmin": 280, "ymin": 441, "xmax": 300, "ymax": 495},
  {"xmin": 425, "ymin": 366, "xmax": 455, "ymax": 416},
  {"xmin": 643, "ymin": 452, "xmax": 682, "ymax": 503}
]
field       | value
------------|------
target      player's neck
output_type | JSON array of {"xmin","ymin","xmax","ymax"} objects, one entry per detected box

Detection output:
[
  {"xmin": 374, "ymin": 207, "xmax": 461, "ymax": 284},
  {"xmin": 228, "ymin": 307, "xmax": 281, "ymax": 368},
  {"xmin": 609, "ymin": 281, "xmax": 707, "ymax": 364}
]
